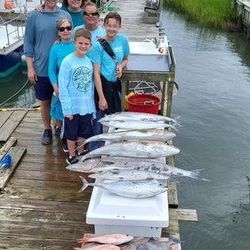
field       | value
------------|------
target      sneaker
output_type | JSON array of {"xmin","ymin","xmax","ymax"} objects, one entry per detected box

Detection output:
[
  {"xmin": 66, "ymin": 156, "xmax": 79, "ymax": 165},
  {"xmin": 54, "ymin": 126, "xmax": 61, "ymax": 137},
  {"xmin": 62, "ymin": 143, "xmax": 69, "ymax": 153},
  {"xmin": 41, "ymin": 129, "xmax": 52, "ymax": 145}
]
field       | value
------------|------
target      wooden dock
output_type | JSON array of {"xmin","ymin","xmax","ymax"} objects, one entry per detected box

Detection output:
[
  {"xmin": 0, "ymin": 1, "xmax": 197, "ymax": 249},
  {"xmin": 235, "ymin": 0, "xmax": 250, "ymax": 38},
  {"xmin": 0, "ymin": 109, "xmax": 197, "ymax": 249}
]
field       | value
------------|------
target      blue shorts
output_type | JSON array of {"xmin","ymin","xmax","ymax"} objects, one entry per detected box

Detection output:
[
  {"xmin": 64, "ymin": 114, "xmax": 93, "ymax": 141},
  {"xmin": 34, "ymin": 76, "xmax": 54, "ymax": 101}
]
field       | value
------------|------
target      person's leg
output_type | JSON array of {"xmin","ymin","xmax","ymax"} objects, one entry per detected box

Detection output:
[
  {"xmin": 76, "ymin": 137, "xmax": 85, "ymax": 155},
  {"xmin": 89, "ymin": 110, "xmax": 105, "ymax": 151},
  {"xmin": 67, "ymin": 139, "xmax": 76, "ymax": 157},
  {"xmin": 64, "ymin": 115, "xmax": 79, "ymax": 164},
  {"xmin": 40, "ymin": 99, "xmax": 52, "ymax": 130},
  {"xmin": 34, "ymin": 76, "xmax": 53, "ymax": 145}
]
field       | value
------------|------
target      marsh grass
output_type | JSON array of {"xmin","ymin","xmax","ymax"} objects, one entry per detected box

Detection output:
[{"xmin": 164, "ymin": 0, "xmax": 238, "ymax": 29}]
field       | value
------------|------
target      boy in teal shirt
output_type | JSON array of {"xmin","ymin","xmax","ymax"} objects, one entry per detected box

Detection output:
[{"xmin": 89, "ymin": 11, "xmax": 130, "ymax": 150}]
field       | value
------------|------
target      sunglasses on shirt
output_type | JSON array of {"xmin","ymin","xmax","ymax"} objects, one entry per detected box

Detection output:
[
  {"xmin": 83, "ymin": 11, "xmax": 99, "ymax": 17},
  {"xmin": 58, "ymin": 26, "xmax": 72, "ymax": 32}
]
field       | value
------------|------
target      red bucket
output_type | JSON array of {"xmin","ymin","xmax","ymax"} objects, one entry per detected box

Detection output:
[{"xmin": 127, "ymin": 94, "xmax": 161, "ymax": 114}]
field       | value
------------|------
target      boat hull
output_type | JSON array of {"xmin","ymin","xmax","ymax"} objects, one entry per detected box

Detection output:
[{"xmin": 0, "ymin": 45, "xmax": 23, "ymax": 78}]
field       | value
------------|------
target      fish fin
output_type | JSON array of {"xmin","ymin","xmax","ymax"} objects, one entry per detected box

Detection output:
[
  {"xmin": 79, "ymin": 176, "xmax": 89, "ymax": 192},
  {"xmin": 88, "ymin": 173, "xmax": 96, "ymax": 179},
  {"xmin": 189, "ymin": 169, "xmax": 210, "ymax": 181}
]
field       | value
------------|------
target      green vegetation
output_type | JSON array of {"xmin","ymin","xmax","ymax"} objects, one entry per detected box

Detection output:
[{"xmin": 164, "ymin": 0, "xmax": 238, "ymax": 29}]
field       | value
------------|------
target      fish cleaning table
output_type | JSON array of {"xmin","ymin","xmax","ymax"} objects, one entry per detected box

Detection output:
[
  {"xmin": 86, "ymin": 183, "xmax": 169, "ymax": 237},
  {"xmin": 121, "ymin": 38, "xmax": 176, "ymax": 116}
]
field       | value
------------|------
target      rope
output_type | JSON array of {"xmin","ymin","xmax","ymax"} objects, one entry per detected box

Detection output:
[{"xmin": 0, "ymin": 78, "xmax": 30, "ymax": 107}]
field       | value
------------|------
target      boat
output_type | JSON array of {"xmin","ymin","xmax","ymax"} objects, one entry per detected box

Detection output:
[
  {"xmin": 0, "ymin": 0, "xmax": 39, "ymax": 78},
  {"xmin": 0, "ymin": 14, "xmax": 26, "ymax": 78}
]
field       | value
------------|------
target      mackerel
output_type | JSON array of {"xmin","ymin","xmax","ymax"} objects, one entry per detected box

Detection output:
[
  {"xmin": 88, "ymin": 168, "xmax": 170, "ymax": 181},
  {"xmin": 99, "ymin": 112, "xmax": 180, "ymax": 125},
  {"xmin": 83, "ymin": 130, "xmax": 176, "ymax": 144},
  {"xmin": 100, "ymin": 120, "xmax": 176, "ymax": 130},
  {"xmin": 80, "ymin": 176, "xmax": 168, "ymax": 198},
  {"xmin": 66, "ymin": 158, "xmax": 104, "ymax": 172},
  {"xmin": 81, "ymin": 141, "xmax": 180, "ymax": 161},
  {"xmin": 104, "ymin": 157, "xmax": 209, "ymax": 181}
]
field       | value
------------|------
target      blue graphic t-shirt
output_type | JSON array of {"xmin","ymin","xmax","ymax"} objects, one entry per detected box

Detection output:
[{"xmin": 58, "ymin": 53, "xmax": 96, "ymax": 116}]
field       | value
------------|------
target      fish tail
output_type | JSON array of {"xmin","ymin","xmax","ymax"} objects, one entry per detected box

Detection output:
[
  {"xmin": 168, "ymin": 124, "xmax": 178, "ymax": 131},
  {"xmin": 189, "ymin": 169, "xmax": 210, "ymax": 181},
  {"xmin": 79, "ymin": 176, "xmax": 89, "ymax": 192},
  {"xmin": 173, "ymin": 115, "xmax": 182, "ymax": 127}
]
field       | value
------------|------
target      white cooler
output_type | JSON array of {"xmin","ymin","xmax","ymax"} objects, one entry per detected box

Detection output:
[{"xmin": 86, "ymin": 185, "xmax": 169, "ymax": 237}]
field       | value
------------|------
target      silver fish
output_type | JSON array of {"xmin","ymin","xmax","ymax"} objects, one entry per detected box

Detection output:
[
  {"xmin": 99, "ymin": 112, "xmax": 180, "ymax": 125},
  {"xmin": 81, "ymin": 141, "xmax": 180, "ymax": 161},
  {"xmin": 100, "ymin": 120, "xmax": 176, "ymax": 131},
  {"xmin": 66, "ymin": 158, "xmax": 103, "ymax": 172},
  {"xmin": 104, "ymin": 157, "xmax": 209, "ymax": 181},
  {"xmin": 83, "ymin": 130, "xmax": 176, "ymax": 144},
  {"xmin": 88, "ymin": 168, "xmax": 170, "ymax": 181},
  {"xmin": 135, "ymin": 237, "xmax": 180, "ymax": 250},
  {"xmin": 80, "ymin": 176, "xmax": 168, "ymax": 198}
]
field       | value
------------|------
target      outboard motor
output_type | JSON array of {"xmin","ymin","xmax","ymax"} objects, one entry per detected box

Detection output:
[{"xmin": 145, "ymin": 0, "xmax": 159, "ymax": 10}]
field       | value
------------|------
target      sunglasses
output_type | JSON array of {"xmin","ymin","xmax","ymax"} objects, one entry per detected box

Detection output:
[
  {"xmin": 83, "ymin": 11, "xmax": 99, "ymax": 17},
  {"xmin": 58, "ymin": 26, "xmax": 72, "ymax": 32}
]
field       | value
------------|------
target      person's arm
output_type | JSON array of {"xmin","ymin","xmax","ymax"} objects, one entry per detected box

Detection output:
[
  {"xmin": 26, "ymin": 57, "xmax": 37, "ymax": 83},
  {"xmin": 93, "ymin": 64, "xmax": 107, "ymax": 111},
  {"xmin": 58, "ymin": 59, "xmax": 73, "ymax": 120},
  {"xmin": 116, "ymin": 35, "xmax": 130, "ymax": 78},
  {"xmin": 116, "ymin": 56, "xmax": 128, "ymax": 79},
  {"xmin": 24, "ymin": 12, "xmax": 37, "ymax": 83},
  {"xmin": 48, "ymin": 45, "xmax": 59, "ymax": 97}
]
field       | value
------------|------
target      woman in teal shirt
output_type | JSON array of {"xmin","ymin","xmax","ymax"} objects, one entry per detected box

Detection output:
[{"xmin": 48, "ymin": 16, "xmax": 75, "ymax": 146}]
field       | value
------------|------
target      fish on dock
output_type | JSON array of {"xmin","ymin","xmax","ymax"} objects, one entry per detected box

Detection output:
[
  {"xmin": 99, "ymin": 112, "xmax": 180, "ymax": 125},
  {"xmin": 66, "ymin": 158, "xmax": 104, "ymax": 172},
  {"xmin": 88, "ymin": 168, "xmax": 170, "ymax": 181},
  {"xmin": 102, "ymin": 157, "xmax": 209, "ymax": 181},
  {"xmin": 121, "ymin": 237, "xmax": 180, "ymax": 250},
  {"xmin": 75, "ymin": 244, "xmax": 121, "ymax": 249},
  {"xmin": 78, "ymin": 233, "xmax": 134, "ymax": 245},
  {"xmin": 81, "ymin": 141, "xmax": 180, "ymax": 161},
  {"xmin": 83, "ymin": 130, "xmax": 176, "ymax": 145},
  {"xmin": 80, "ymin": 176, "xmax": 168, "ymax": 198},
  {"xmin": 100, "ymin": 120, "xmax": 176, "ymax": 131}
]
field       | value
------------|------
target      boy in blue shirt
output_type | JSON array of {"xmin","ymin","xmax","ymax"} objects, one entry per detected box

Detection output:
[{"xmin": 58, "ymin": 28, "xmax": 96, "ymax": 164}]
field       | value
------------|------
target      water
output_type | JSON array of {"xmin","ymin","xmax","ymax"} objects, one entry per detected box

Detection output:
[
  {"xmin": 160, "ymin": 11, "xmax": 250, "ymax": 250},
  {"xmin": 0, "ymin": 67, "xmax": 35, "ymax": 108},
  {"xmin": 1, "ymin": 9, "xmax": 250, "ymax": 249}
]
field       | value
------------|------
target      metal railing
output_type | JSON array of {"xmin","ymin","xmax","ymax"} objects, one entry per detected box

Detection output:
[{"xmin": 0, "ymin": 14, "xmax": 26, "ymax": 49}]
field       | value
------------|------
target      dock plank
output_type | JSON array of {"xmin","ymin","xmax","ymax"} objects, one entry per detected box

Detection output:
[
  {"xmin": 0, "ymin": 110, "xmax": 27, "ymax": 142},
  {"xmin": 0, "ymin": 137, "xmax": 17, "ymax": 160},
  {"xmin": 0, "ymin": 110, "xmax": 13, "ymax": 128},
  {"xmin": 0, "ymin": 146, "xmax": 26, "ymax": 190}
]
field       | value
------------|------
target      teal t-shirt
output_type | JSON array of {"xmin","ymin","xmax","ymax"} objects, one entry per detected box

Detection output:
[
  {"xmin": 73, "ymin": 24, "xmax": 106, "ymax": 44},
  {"xmin": 61, "ymin": 6, "xmax": 84, "ymax": 27},
  {"xmin": 90, "ymin": 34, "xmax": 130, "ymax": 82}
]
